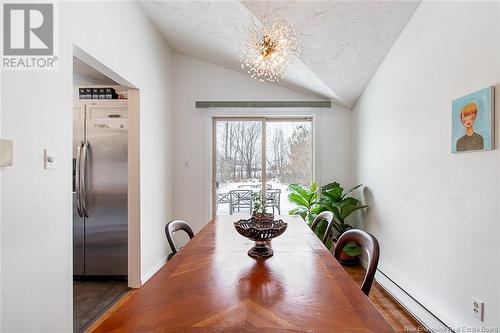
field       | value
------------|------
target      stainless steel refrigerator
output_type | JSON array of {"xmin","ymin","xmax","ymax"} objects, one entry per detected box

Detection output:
[{"xmin": 73, "ymin": 103, "xmax": 128, "ymax": 277}]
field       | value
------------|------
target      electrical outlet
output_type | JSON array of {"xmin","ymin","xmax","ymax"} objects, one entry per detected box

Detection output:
[{"xmin": 472, "ymin": 297, "xmax": 484, "ymax": 322}]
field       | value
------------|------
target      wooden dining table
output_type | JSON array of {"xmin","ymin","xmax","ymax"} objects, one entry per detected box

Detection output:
[{"xmin": 92, "ymin": 215, "xmax": 394, "ymax": 332}]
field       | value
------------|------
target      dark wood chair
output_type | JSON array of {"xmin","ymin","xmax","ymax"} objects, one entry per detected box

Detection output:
[
  {"xmin": 333, "ymin": 229, "xmax": 380, "ymax": 296},
  {"xmin": 165, "ymin": 219, "xmax": 194, "ymax": 260},
  {"xmin": 310, "ymin": 211, "xmax": 334, "ymax": 244}
]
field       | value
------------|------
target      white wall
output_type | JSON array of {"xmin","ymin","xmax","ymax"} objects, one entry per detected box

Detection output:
[
  {"xmin": 0, "ymin": 58, "xmax": 3, "ymax": 330},
  {"xmin": 352, "ymin": 1, "xmax": 500, "ymax": 329},
  {"xmin": 172, "ymin": 54, "xmax": 351, "ymax": 232},
  {"xmin": 1, "ymin": 2, "xmax": 173, "ymax": 331}
]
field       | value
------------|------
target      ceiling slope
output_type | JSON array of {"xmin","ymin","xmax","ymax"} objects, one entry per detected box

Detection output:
[{"xmin": 140, "ymin": 1, "xmax": 419, "ymax": 108}]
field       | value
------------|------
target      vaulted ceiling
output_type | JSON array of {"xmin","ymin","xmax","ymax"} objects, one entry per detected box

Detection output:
[{"xmin": 140, "ymin": 1, "xmax": 420, "ymax": 108}]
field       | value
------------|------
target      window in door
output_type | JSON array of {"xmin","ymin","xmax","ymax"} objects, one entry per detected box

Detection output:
[{"xmin": 213, "ymin": 118, "xmax": 313, "ymax": 217}]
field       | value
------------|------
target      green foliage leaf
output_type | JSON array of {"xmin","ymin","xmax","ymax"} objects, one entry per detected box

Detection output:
[
  {"xmin": 311, "ymin": 205, "xmax": 327, "ymax": 214},
  {"xmin": 313, "ymin": 220, "xmax": 328, "ymax": 238},
  {"xmin": 251, "ymin": 192, "xmax": 265, "ymax": 214},
  {"xmin": 291, "ymin": 184, "xmax": 314, "ymax": 201},
  {"xmin": 339, "ymin": 197, "xmax": 359, "ymax": 207},
  {"xmin": 340, "ymin": 204, "xmax": 367, "ymax": 220},
  {"xmin": 317, "ymin": 202, "xmax": 341, "ymax": 221},
  {"xmin": 288, "ymin": 192, "xmax": 310, "ymax": 208},
  {"xmin": 321, "ymin": 182, "xmax": 341, "ymax": 191},
  {"xmin": 321, "ymin": 182, "xmax": 343, "ymax": 201},
  {"xmin": 288, "ymin": 183, "xmax": 317, "ymax": 208},
  {"xmin": 288, "ymin": 182, "xmax": 367, "ymax": 245},
  {"xmin": 288, "ymin": 183, "xmax": 308, "ymax": 197},
  {"xmin": 343, "ymin": 241, "xmax": 362, "ymax": 257}
]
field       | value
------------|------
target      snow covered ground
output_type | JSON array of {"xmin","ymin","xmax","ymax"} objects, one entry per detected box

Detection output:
[{"xmin": 216, "ymin": 180, "xmax": 295, "ymax": 216}]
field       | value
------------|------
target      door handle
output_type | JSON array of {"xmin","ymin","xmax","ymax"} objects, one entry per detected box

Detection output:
[
  {"xmin": 81, "ymin": 141, "xmax": 89, "ymax": 218},
  {"xmin": 75, "ymin": 141, "xmax": 84, "ymax": 217}
]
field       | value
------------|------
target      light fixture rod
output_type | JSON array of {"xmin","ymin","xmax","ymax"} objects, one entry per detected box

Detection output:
[{"xmin": 195, "ymin": 101, "xmax": 331, "ymax": 108}]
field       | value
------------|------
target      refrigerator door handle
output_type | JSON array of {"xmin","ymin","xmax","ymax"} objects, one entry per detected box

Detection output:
[
  {"xmin": 81, "ymin": 141, "xmax": 90, "ymax": 218},
  {"xmin": 75, "ymin": 141, "xmax": 84, "ymax": 217}
]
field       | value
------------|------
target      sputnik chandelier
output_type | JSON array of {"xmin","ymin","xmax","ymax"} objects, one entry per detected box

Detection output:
[{"xmin": 240, "ymin": 14, "xmax": 300, "ymax": 83}]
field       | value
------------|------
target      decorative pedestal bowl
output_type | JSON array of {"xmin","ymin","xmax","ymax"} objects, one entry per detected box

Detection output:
[{"xmin": 234, "ymin": 214, "xmax": 288, "ymax": 259}]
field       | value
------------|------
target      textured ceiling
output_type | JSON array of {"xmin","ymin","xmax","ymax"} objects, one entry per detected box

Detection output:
[{"xmin": 140, "ymin": 1, "xmax": 420, "ymax": 108}]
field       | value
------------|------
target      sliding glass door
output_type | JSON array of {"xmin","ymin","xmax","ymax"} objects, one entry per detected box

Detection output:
[
  {"xmin": 264, "ymin": 119, "xmax": 312, "ymax": 215},
  {"xmin": 214, "ymin": 119, "xmax": 263, "ymax": 216},
  {"xmin": 213, "ymin": 117, "xmax": 312, "ymax": 217}
]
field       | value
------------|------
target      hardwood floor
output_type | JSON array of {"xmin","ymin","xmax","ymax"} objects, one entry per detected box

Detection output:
[{"xmin": 343, "ymin": 264, "xmax": 423, "ymax": 332}]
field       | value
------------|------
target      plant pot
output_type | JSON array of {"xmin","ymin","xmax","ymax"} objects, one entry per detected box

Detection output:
[
  {"xmin": 333, "ymin": 240, "xmax": 360, "ymax": 266},
  {"xmin": 339, "ymin": 250, "xmax": 359, "ymax": 266}
]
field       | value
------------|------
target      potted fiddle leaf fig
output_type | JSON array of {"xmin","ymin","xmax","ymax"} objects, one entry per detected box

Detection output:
[
  {"xmin": 287, "ymin": 182, "xmax": 318, "ymax": 224},
  {"xmin": 288, "ymin": 182, "xmax": 367, "ymax": 264},
  {"xmin": 287, "ymin": 182, "xmax": 332, "ymax": 243},
  {"xmin": 316, "ymin": 182, "xmax": 367, "ymax": 264}
]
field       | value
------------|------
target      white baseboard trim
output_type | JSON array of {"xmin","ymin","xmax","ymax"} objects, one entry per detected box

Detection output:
[{"xmin": 141, "ymin": 254, "xmax": 169, "ymax": 285}]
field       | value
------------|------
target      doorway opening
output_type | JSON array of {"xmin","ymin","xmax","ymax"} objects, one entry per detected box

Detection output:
[
  {"xmin": 213, "ymin": 117, "xmax": 313, "ymax": 217},
  {"xmin": 72, "ymin": 47, "xmax": 140, "ymax": 332}
]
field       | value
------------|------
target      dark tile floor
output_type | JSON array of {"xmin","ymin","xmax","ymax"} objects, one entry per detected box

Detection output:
[{"xmin": 73, "ymin": 279, "xmax": 129, "ymax": 333}]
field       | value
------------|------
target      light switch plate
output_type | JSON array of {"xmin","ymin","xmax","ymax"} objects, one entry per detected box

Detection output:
[
  {"xmin": 44, "ymin": 149, "xmax": 56, "ymax": 170},
  {"xmin": 0, "ymin": 139, "xmax": 13, "ymax": 167}
]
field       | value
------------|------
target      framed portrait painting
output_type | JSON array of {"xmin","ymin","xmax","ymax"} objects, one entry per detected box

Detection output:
[{"xmin": 451, "ymin": 86, "xmax": 495, "ymax": 153}]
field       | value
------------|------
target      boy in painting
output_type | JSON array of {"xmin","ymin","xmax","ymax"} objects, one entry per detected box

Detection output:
[{"xmin": 456, "ymin": 102, "xmax": 484, "ymax": 151}]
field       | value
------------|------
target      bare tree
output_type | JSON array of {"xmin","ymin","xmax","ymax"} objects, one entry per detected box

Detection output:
[
  {"xmin": 232, "ymin": 121, "xmax": 261, "ymax": 179},
  {"xmin": 217, "ymin": 121, "xmax": 237, "ymax": 182},
  {"xmin": 267, "ymin": 128, "xmax": 288, "ymax": 179},
  {"xmin": 285, "ymin": 124, "xmax": 312, "ymax": 185}
]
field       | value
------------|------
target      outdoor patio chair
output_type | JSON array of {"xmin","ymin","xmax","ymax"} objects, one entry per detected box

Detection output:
[
  {"xmin": 229, "ymin": 190, "xmax": 253, "ymax": 214},
  {"xmin": 216, "ymin": 192, "xmax": 231, "ymax": 210},
  {"xmin": 264, "ymin": 189, "xmax": 281, "ymax": 215}
]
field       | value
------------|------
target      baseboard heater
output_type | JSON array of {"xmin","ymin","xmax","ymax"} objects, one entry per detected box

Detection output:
[
  {"xmin": 356, "ymin": 257, "xmax": 453, "ymax": 332},
  {"xmin": 195, "ymin": 101, "xmax": 331, "ymax": 108},
  {"xmin": 375, "ymin": 269, "xmax": 454, "ymax": 333}
]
